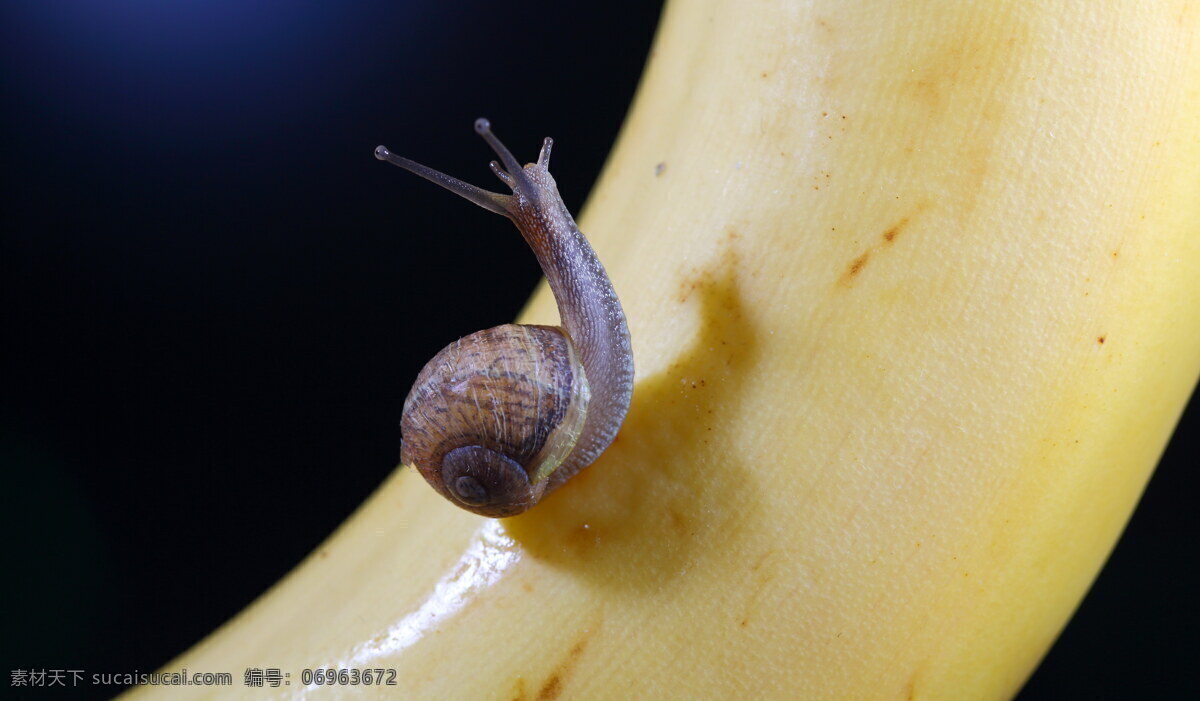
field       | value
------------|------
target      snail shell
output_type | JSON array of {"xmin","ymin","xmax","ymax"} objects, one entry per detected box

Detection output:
[
  {"xmin": 376, "ymin": 119, "xmax": 633, "ymax": 517},
  {"xmin": 400, "ymin": 324, "xmax": 590, "ymax": 517}
]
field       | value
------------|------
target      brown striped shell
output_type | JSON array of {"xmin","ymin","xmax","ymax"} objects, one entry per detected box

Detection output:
[{"xmin": 400, "ymin": 324, "xmax": 591, "ymax": 517}]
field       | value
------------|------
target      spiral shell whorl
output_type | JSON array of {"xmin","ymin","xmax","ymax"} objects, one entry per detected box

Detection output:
[{"xmin": 400, "ymin": 324, "xmax": 590, "ymax": 517}]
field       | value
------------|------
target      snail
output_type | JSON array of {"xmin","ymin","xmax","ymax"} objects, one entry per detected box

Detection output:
[{"xmin": 375, "ymin": 119, "xmax": 634, "ymax": 517}]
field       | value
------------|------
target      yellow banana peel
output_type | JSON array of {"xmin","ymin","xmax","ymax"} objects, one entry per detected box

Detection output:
[{"xmin": 130, "ymin": 1, "xmax": 1200, "ymax": 698}]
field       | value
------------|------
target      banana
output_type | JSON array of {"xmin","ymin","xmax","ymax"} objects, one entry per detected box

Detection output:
[{"xmin": 129, "ymin": 1, "xmax": 1200, "ymax": 698}]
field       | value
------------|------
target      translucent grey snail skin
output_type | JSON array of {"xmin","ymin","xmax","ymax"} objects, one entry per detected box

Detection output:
[{"xmin": 375, "ymin": 119, "xmax": 634, "ymax": 517}]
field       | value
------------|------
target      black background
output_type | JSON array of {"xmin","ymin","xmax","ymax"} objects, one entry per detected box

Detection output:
[{"xmin": 1, "ymin": 2, "xmax": 1195, "ymax": 698}]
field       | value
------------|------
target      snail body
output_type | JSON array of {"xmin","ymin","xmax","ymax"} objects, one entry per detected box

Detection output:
[{"xmin": 376, "ymin": 119, "xmax": 633, "ymax": 517}]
